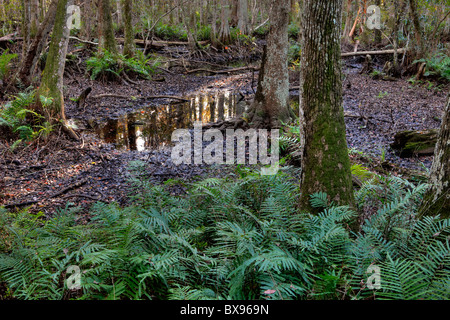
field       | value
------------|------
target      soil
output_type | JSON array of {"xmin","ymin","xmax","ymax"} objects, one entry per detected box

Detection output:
[{"xmin": 1, "ymin": 43, "xmax": 449, "ymax": 217}]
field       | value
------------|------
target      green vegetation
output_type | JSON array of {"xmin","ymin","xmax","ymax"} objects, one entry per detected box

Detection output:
[
  {"xmin": 86, "ymin": 50, "xmax": 159, "ymax": 81},
  {"xmin": 414, "ymin": 51, "xmax": 450, "ymax": 81},
  {"xmin": 0, "ymin": 165, "xmax": 448, "ymax": 300},
  {"xmin": 0, "ymin": 49, "xmax": 17, "ymax": 81},
  {"xmin": 0, "ymin": 90, "xmax": 54, "ymax": 149}
]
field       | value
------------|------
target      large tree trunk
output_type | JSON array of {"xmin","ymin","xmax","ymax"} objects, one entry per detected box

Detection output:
[
  {"xmin": 98, "ymin": 0, "xmax": 118, "ymax": 54},
  {"xmin": 237, "ymin": 0, "xmax": 249, "ymax": 35},
  {"xmin": 419, "ymin": 93, "xmax": 450, "ymax": 219},
  {"xmin": 299, "ymin": 0, "xmax": 354, "ymax": 212},
  {"xmin": 16, "ymin": 0, "xmax": 58, "ymax": 86},
  {"xmin": 37, "ymin": 0, "xmax": 78, "ymax": 139},
  {"xmin": 246, "ymin": 0, "xmax": 291, "ymax": 128},
  {"xmin": 408, "ymin": 0, "xmax": 424, "ymax": 58},
  {"xmin": 122, "ymin": 0, "xmax": 135, "ymax": 57},
  {"xmin": 218, "ymin": 0, "xmax": 232, "ymax": 45}
]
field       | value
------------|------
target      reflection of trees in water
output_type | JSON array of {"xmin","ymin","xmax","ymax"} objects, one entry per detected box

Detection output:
[{"xmin": 97, "ymin": 92, "xmax": 238, "ymax": 151}]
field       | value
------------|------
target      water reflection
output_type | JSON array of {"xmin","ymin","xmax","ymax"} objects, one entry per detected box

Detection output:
[{"xmin": 94, "ymin": 91, "xmax": 246, "ymax": 151}]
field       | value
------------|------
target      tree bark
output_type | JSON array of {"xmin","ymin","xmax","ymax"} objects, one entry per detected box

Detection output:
[
  {"xmin": 98, "ymin": 0, "xmax": 118, "ymax": 54},
  {"xmin": 246, "ymin": 0, "xmax": 291, "ymax": 128},
  {"xmin": 218, "ymin": 0, "xmax": 232, "ymax": 45},
  {"xmin": 37, "ymin": 0, "xmax": 78, "ymax": 139},
  {"xmin": 299, "ymin": 0, "xmax": 355, "ymax": 212},
  {"xmin": 408, "ymin": 0, "xmax": 424, "ymax": 58},
  {"xmin": 419, "ymin": 93, "xmax": 450, "ymax": 219},
  {"xmin": 122, "ymin": 0, "xmax": 135, "ymax": 57},
  {"xmin": 237, "ymin": 0, "xmax": 249, "ymax": 35},
  {"xmin": 16, "ymin": 0, "xmax": 58, "ymax": 86}
]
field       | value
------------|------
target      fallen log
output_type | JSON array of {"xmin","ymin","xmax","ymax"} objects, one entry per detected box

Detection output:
[
  {"xmin": 116, "ymin": 38, "xmax": 209, "ymax": 48},
  {"xmin": 69, "ymin": 36, "xmax": 209, "ymax": 49},
  {"xmin": 341, "ymin": 48, "xmax": 408, "ymax": 57},
  {"xmin": 186, "ymin": 66, "xmax": 260, "ymax": 75},
  {"xmin": 391, "ymin": 129, "xmax": 438, "ymax": 158},
  {"xmin": 0, "ymin": 33, "xmax": 22, "ymax": 44}
]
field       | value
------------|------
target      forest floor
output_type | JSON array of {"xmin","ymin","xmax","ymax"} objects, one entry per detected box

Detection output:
[{"xmin": 1, "ymin": 42, "xmax": 449, "ymax": 218}]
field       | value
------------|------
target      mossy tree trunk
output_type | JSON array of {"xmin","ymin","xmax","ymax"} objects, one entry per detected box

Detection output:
[
  {"xmin": 408, "ymin": 0, "xmax": 424, "ymax": 59},
  {"xmin": 419, "ymin": 93, "xmax": 450, "ymax": 219},
  {"xmin": 298, "ymin": 0, "xmax": 354, "ymax": 212},
  {"xmin": 98, "ymin": 0, "xmax": 118, "ymax": 54},
  {"xmin": 37, "ymin": 0, "xmax": 78, "ymax": 139},
  {"xmin": 16, "ymin": 0, "xmax": 57, "ymax": 86},
  {"xmin": 122, "ymin": 0, "xmax": 135, "ymax": 57},
  {"xmin": 246, "ymin": 0, "xmax": 291, "ymax": 128}
]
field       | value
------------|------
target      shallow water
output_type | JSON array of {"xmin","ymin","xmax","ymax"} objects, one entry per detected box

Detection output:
[{"xmin": 87, "ymin": 90, "xmax": 248, "ymax": 151}]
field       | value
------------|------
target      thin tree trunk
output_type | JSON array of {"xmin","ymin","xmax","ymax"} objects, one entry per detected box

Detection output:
[
  {"xmin": 30, "ymin": 0, "xmax": 40, "ymax": 37},
  {"xmin": 374, "ymin": 0, "xmax": 381, "ymax": 44},
  {"xmin": 299, "ymin": 0, "xmax": 355, "ymax": 213},
  {"xmin": 21, "ymin": 0, "xmax": 31, "ymax": 59},
  {"xmin": 342, "ymin": 0, "xmax": 353, "ymax": 43}
]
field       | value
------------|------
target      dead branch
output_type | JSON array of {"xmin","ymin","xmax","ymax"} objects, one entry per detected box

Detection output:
[{"xmin": 341, "ymin": 48, "xmax": 408, "ymax": 57}]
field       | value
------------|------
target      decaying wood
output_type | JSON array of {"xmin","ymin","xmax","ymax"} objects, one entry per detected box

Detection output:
[
  {"xmin": 391, "ymin": 129, "xmax": 439, "ymax": 157},
  {"xmin": 49, "ymin": 178, "xmax": 89, "ymax": 198},
  {"xmin": 0, "ymin": 33, "xmax": 22, "ymax": 44},
  {"xmin": 341, "ymin": 48, "xmax": 408, "ymax": 57}
]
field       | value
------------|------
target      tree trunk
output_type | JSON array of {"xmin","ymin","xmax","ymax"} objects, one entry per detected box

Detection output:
[
  {"xmin": 408, "ymin": 0, "xmax": 424, "ymax": 58},
  {"xmin": 30, "ymin": 0, "xmax": 40, "ymax": 38},
  {"xmin": 342, "ymin": 0, "xmax": 353, "ymax": 43},
  {"xmin": 218, "ymin": 0, "xmax": 232, "ymax": 45},
  {"xmin": 374, "ymin": 0, "xmax": 381, "ymax": 44},
  {"xmin": 230, "ymin": 0, "xmax": 238, "ymax": 26},
  {"xmin": 37, "ymin": 0, "xmax": 78, "ymax": 139},
  {"xmin": 246, "ymin": 0, "xmax": 291, "ymax": 128},
  {"xmin": 122, "ymin": 0, "xmax": 135, "ymax": 57},
  {"xmin": 392, "ymin": 0, "xmax": 400, "ymax": 76},
  {"xmin": 21, "ymin": 0, "xmax": 31, "ymax": 59},
  {"xmin": 16, "ymin": 0, "xmax": 58, "ymax": 86},
  {"xmin": 419, "ymin": 93, "xmax": 450, "ymax": 219},
  {"xmin": 98, "ymin": 0, "xmax": 118, "ymax": 54},
  {"xmin": 82, "ymin": 0, "xmax": 94, "ymax": 39},
  {"xmin": 237, "ymin": 0, "xmax": 249, "ymax": 35},
  {"xmin": 299, "ymin": 0, "xmax": 355, "ymax": 212}
]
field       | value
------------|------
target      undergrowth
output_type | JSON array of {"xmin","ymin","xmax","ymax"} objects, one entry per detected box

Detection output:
[
  {"xmin": 86, "ymin": 50, "xmax": 159, "ymax": 81},
  {"xmin": 0, "ymin": 49, "xmax": 17, "ymax": 81},
  {"xmin": 0, "ymin": 164, "xmax": 448, "ymax": 300},
  {"xmin": 414, "ymin": 51, "xmax": 450, "ymax": 82},
  {"xmin": 0, "ymin": 90, "xmax": 54, "ymax": 149}
]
